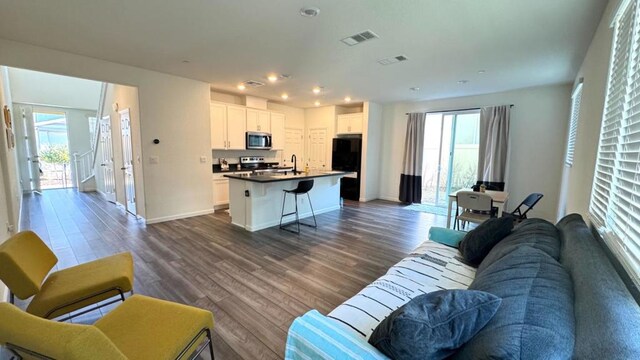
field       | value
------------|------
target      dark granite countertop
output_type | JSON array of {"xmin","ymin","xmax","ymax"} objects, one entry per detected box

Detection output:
[{"xmin": 224, "ymin": 171, "xmax": 353, "ymax": 183}]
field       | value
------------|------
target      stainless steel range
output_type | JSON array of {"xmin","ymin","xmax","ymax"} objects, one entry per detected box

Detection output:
[{"xmin": 239, "ymin": 157, "xmax": 293, "ymax": 173}]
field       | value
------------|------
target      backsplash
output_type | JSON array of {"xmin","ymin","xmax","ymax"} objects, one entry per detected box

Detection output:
[{"xmin": 212, "ymin": 149, "xmax": 283, "ymax": 164}]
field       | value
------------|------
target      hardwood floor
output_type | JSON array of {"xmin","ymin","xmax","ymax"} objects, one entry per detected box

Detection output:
[{"xmin": 16, "ymin": 189, "xmax": 447, "ymax": 359}]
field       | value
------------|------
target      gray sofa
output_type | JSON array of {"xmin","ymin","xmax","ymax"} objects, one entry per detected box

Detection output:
[{"xmin": 285, "ymin": 214, "xmax": 640, "ymax": 359}]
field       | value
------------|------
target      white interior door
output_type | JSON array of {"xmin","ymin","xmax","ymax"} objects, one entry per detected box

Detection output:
[
  {"xmin": 119, "ymin": 109, "xmax": 136, "ymax": 216},
  {"xmin": 284, "ymin": 128, "xmax": 304, "ymax": 168},
  {"xmin": 14, "ymin": 105, "xmax": 39, "ymax": 192},
  {"xmin": 308, "ymin": 128, "xmax": 327, "ymax": 171},
  {"xmin": 99, "ymin": 115, "xmax": 116, "ymax": 203}
]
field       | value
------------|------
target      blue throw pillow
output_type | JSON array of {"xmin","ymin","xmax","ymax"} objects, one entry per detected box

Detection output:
[
  {"xmin": 428, "ymin": 227, "xmax": 466, "ymax": 248},
  {"xmin": 368, "ymin": 290, "xmax": 502, "ymax": 360},
  {"xmin": 458, "ymin": 216, "xmax": 514, "ymax": 267}
]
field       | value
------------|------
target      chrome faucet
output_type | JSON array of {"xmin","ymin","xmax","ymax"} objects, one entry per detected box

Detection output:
[{"xmin": 291, "ymin": 154, "xmax": 297, "ymax": 173}]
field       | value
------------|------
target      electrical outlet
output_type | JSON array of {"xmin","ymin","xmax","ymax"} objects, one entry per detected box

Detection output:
[
  {"xmin": 200, "ymin": 156, "xmax": 207, "ymax": 163},
  {"xmin": 149, "ymin": 156, "xmax": 159, "ymax": 164},
  {"xmin": 6, "ymin": 223, "xmax": 14, "ymax": 233}
]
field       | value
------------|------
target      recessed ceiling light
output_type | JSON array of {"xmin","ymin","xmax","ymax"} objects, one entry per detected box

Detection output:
[
  {"xmin": 281, "ymin": 93, "xmax": 289, "ymax": 100},
  {"xmin": 181, "ymin": 60, "xmax": 190, "ymax": 64},
  {"xmin": 300, "ymin": 7, "xmax": 320, "ymax": 17},
  {"xmin": 312, "ymin": 86, "xmax": 322, "ymax": 94},
  {"xmin": 314, "ymin": 100, "xmax": 321, "ymax": 106},
  {"xmin": 267, "ymin": 74, "xmax": 279, "ymax": 82},
  {"xmin": 237, "ymin": 84, "xmax": 246, "ymax": 90},
  {"xmin": 478, "ymin": 70, "xmax": 486, "ymax": 74},
  {"xmin": 458, "ymin": 80, "xmax": 469, "ymax": 84},
  {"xmin": 344, "ymin": 96, "xmax": 352, "ymax": 102},
  {"xmin": 410, "ymin": 87, "xmax": 420, "ymax": 91}
]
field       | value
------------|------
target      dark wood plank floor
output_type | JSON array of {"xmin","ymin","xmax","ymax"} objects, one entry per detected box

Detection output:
[{"xmin": 16, "ymin": 189, "xmax": 446, "ymax": 359}]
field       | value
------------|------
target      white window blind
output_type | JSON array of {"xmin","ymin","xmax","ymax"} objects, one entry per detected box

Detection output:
[
  {"xmin": 590, "ymin": 0, "xmax": 640, "ymax": 285},
  {"xmin": 565, "ymin": 82, "xmax": 583, "ymax": 167}
]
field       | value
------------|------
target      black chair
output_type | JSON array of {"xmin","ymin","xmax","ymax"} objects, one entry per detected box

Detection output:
[
  {"xmin": 508, "ymin": 193, "xmax": 544, "ymax": 221},
  {"xmin": 471, "ymin": 181, "xmax": 505, "ymax": 192},
  {"xmin": 280, "ymin": 180, "xmax": 317, "ymax": 234}
]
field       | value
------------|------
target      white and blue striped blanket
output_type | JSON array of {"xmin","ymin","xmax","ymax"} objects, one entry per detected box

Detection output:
[{"xmin": 285, "ymin": 240, "xmax": 476, "ymax": 359}]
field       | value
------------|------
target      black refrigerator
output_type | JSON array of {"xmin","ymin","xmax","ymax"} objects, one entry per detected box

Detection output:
[{"xmin": 332, "ymin": 138, "xmax": 361, "ymax": 201}]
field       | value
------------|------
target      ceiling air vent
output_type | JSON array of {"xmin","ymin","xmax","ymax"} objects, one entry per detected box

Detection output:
[
  {"xmin": 377, "ymin": 55, "xmax": 409, "ymax": 65},
  {"xmin": 341, "ymin": 30, "xmax": 379, "ymax": 46},
  {"xmin": 243, "ymin": 80, "xmax": 265, "ymax": 88}
]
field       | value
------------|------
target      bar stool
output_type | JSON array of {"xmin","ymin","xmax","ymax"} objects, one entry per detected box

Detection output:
[{"xmin": 280, "ymin": 180, "xmax": 317, "ymax": 234}]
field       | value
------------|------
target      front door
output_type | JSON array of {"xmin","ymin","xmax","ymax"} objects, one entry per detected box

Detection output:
[
  {"xmin": 99, "ymin": 115, "xmax": 116, "ymax": 203},
  {"xmin": 308, "ymin": 128, "xmax": 327, "ymax": 171},
  {"xmin": 119, "ymin": 109, "xmax": 136, "ymax": 216}
]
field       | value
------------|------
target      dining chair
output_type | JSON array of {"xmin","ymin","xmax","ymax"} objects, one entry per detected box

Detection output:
[
  {"xmin": 508, "ymin": 193, "xmax": 544, "ymax": 221},
  {"xmin": 455, "ymin": 191, "xmax": 495, "ymax": 230}
]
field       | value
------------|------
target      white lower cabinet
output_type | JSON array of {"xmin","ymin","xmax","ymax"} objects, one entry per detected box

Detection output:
[
  {"xmin": 213, "ymin": 173, "xmax": 230, "ymax": 208},
  {"xmin": 213, "ymin": 172, "xmax": 255, "ymax": 208}
]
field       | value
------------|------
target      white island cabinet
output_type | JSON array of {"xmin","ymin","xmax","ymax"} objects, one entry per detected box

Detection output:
[{"xmin": 225, "ymin": 171, "xmax": 351, "ymax": 231}]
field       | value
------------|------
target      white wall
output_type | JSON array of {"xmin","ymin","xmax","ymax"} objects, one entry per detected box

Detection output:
[
  {"xmin": 559, "ymin": 0, "xmax": 616, "ymax": 219},
  {"xmin": 380, "ymin": 84, "xmax": 572, "ymax": 221},
  {"xmin": 361, "ymin": 101, "xmax": 383, "ymax": 201},
  {"xmin": 0, "ymin": 38, "xmax": 213, "ymax": 223},
  {"xmin": 0, "ymin": 67, "xmax": 21, "ymax": 231},
  {"xmin": 0, "ymin": 66, "xmax": 22, "ymax": 302},
  {"xmin": 8, "ymin": 67, "xmax": 101, "ymax": 110}
]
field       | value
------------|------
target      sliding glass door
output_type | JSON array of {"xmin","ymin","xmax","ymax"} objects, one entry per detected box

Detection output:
[{"xmin": 421, "ymin": 110, "xmax": 480, "ymax": 207}]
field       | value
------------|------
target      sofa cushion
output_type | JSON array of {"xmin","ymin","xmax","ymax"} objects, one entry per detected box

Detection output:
[
  {"xmin": 369, "ymin": 290, "xmax": 501, "ymax": 360},
  {"xmin": 328, "ymin": 240, "xmax": 476, "ymax": 340},
  {"xmin": 557, "ymin": 214, "xmax": 640, "ymax": 359},
  {"xmin": 458, "ymin": 217, "xmax": 514, "ymax": 266},
  {"xmin": 454, "ymin": 246, "xmax": 575, "ymax": 360},
  {"xmin": 477, "ymin": 218, "xmax": 561, "ymax": 274}
]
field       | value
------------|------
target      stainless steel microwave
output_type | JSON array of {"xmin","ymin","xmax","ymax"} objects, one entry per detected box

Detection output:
[{"xmin": 246, "ymin": 131, "xmax": 272, "ymax": 150}]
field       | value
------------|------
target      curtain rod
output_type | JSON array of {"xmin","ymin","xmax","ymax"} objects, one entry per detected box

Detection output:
[{"xmin": 406, "ymin": 104, "xmax": 514, "ymax": 115}]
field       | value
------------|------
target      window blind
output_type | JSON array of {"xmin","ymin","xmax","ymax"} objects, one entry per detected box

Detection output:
[
  {"xmin": 590, "ymin": 0, "xmax": 640, "ymax": 285},
  {"xmin": 565, "ymin": 82, "xmax": 583, "ymax": 167}
]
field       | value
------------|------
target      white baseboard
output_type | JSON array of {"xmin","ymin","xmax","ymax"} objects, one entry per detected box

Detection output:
[
  {"xmin": 240, "ymin": 205, "xmax": 341, "ymax": 232},
  {"xmin": 146, "ymin": 208, "xmax": 216, "ymax": 225},
  {"xmin": 379, "ymin": 196, "xmax": 401, "ymax": 202}
]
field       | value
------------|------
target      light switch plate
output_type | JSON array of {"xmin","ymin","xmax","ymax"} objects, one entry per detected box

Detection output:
[
  {"xmin": 200, "ymin": 156, "xmax": 208, "ymax": 163},
  {"xmin": 149, "ymin": 156, "xmax": 159, "ymax": 164}
]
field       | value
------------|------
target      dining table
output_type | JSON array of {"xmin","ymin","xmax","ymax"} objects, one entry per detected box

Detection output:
[{"xmin": 446, "ymin": 189, "xmax": 509, "ymax": 229}]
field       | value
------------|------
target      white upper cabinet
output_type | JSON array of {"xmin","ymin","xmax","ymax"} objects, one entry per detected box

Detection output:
[
  {"xmin": 246, "ymin": 109, "xmax": 271, "ymax": 133},
  {"xmin": 336, "ymin": 113, "xmax": 364, "ymax": 135},
  {"xmin": 210, "ymin": 103, "xmax": 227, "ymax": 149},
  {"xmin": 226, "ymin": 105, "xmax": 247, "ymax": 150},
  {"xmin": 210, "ymin": 103, "xmax": 246, "ymax": 150},
  {"xmin": 270, "ymin": 112, "xmax": 285, "ymax": 150}
]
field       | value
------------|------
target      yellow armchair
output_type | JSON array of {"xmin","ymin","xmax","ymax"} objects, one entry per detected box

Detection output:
[
  {"xmin": 0, "ymin": 230, "xmax": 134, "ymax": 321},
  {"xmin": 0, "ymin": 295, "xmax": 215, "ymax": 359}
]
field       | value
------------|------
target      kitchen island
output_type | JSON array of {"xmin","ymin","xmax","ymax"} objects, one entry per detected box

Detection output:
[{"xmin": 224, "ymin": 171, "xmax": 353, "ymax": 231}]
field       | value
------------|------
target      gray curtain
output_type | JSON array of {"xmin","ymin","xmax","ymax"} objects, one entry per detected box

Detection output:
[
  {"xmin": 478, "ymin": 106, "xmax": 510, "ymax": 185},
  {"xmin": 399, "ymin": 112, "xmax": 426, "ymax": 203}
]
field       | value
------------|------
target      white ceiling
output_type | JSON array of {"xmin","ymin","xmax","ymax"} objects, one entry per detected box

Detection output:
[{"xmin": 0, "ymin": 0, "xmax": 608, "ymax": 108}]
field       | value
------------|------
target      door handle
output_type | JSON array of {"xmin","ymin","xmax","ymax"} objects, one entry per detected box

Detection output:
[
  {"xmin": 101, "ymin": 164, "xmax": 107, "ymax": 166},
  {"xmin": 121, "ymin": 167, "xmax": 126, "ymax": 170}
]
